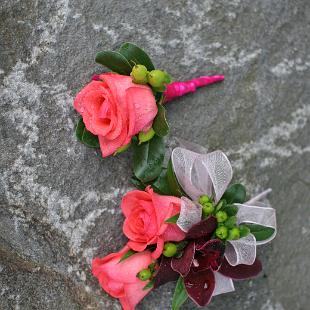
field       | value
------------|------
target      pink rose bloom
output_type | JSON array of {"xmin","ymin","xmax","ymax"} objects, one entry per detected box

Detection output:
[
  {"xmin": 92, "ymin": 246, "xmax": 153, "ymax": 310},
  {"xmin": 74, "ymin": 73, "xmax": 157, "ymax": 157},
  {"xmin": 121, "ymin": 186, "xmax": 185, "ymax": 258}
]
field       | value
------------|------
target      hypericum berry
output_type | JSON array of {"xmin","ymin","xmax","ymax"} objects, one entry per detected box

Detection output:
[
  {"xmin": 147, "ymin": 70, "xmax": 171, "ymax": 90},
  {"xmin": 138, "ymin": 128, "xmax": 155, "ymax": 144},
  {"xmin": 202, "ymin": 202, "xmax": 215, "ymax": 217},
  {"xmin": 228, "ymin": 227, "xmax": 240, "ymax": 240},
  {"xmin": 163, "ymin": 242, "xmax": 177, "ymax": 257},
  {"xmin": 215, "ymin": 211, "xmax": 228, "ymax": 223},
  {"xmin": 199, "ymin": 195, "xmax": 210, "ymax": 205},
  {"xmin": 130, "ymin": 64, "xmax": 148, "ymax": 84},
  {"xmin": 137, "ymin": 268, "xmax": 152, "ymax": 281},
  {"xmin": 215, "ymin": 226, "xmax": 228, "ymax": 239},
  {"xmin": 239, "ymin": 225, "xmax": 250, "ymax": 238}
]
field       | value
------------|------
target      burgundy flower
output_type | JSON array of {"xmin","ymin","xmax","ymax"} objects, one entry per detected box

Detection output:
[{"xmin": 154, "ymin": 230, "xmax": 262, "ymax": 307}]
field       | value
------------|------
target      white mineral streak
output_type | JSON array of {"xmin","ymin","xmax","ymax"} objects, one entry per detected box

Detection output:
[
  {"xmin": 229, "ymin": 104, "xmax": 310, "ymax": 170},
  {"xmin": 270, "ymin": 57, "xmax": 310, "ymax": 77}
]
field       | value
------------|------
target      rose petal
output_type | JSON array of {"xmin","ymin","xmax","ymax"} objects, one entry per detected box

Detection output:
[
  {"xmin": 184, "ymin": 268, "xmax": 215, "ymax": 307},
  {"xmin": 219, "ymin": 257, "xmax": 262, "ymax": 280},
  {"xmin": 153, "ymin": 257, "xmax": 179, "ymax": 288},
  {"xmin": 185, "ymin": 216, "xmax": 217, "ymax": 240},
  {"xmin": 171, "ymin": 242, "xmax": 195, "ymax": 277}
]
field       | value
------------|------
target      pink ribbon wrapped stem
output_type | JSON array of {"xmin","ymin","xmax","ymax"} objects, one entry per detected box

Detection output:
[{"xmin": 163, "ymin": 75, "xmax": 225, "ymax": 103}]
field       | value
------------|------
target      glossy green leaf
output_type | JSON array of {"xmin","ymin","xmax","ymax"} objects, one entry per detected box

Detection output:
[
  {"xmin": 152, "ymin": 168, "xmax": 171, "ymax": 195},
  {"xmin": 75, "ymin": 118, "xmax": 100, "ymax": 148},
  {"xmin": 166, "ymin": 159, "xmax": 186, "ymax": 197},
  {"xmin": 95, "ymin": 51, "xmax": 132, "ymax": 75},
  {"xmin": 131, "ymin": 177, "xmax": 147, "ymax": 191},
  {"xmin": 133, "ymin": 135, "xmax": 165, "ymax": 183},
  {"xmin": 172, "ymin": 277, "xmax": 188, "ymax": 310},
  {"xmin": 119, "ymin": 42, "xmax": 155, "ymax": 71},
  {"xmin": 143, "ymin": 279, "xmax": 155, "ymax": 291},
  {"xmin": 222, "ymin": 184, "xmax": 247, "ymax": 204},
  {"xmin": 245, "ymin": 224, "xmax": 275, "ymax": 241},
  {"xmin": 153, "ymin": 101, "xmax": 169, "ymax": 137},
  {"xmin": 165, "ymin": 213, "xmax": 180, "ymax": 224},
  {"xmin": 222, "ymin": 205, "xmax": 238, "ymax": 216},
  {"xmin": 119, "ymin": 249, "xmax": 136, "ymax": 263}
]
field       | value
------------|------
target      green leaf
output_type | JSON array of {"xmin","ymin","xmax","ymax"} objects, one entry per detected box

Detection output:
[
  {"xmin": 131, "ymin": 177, "xmax": 147, "ymax": 190},
  {"xmin": 119, "ymin": 249, "xmax": 136, "ymax": 263},
  {"xmin": 133, "ymin": 135, "xmax": 165, "ymax": 183},
  {"xmin": 153, "ymin": 100, "xmax": 170, "ymax": 137},
  {"xmin": 245, "ymin": 224, "xmax": 275, "ymax": 241},
  {"xmin": 143, "ymin": 279, "xmax": 155, "ymax": 291},
  {"xmin": 165, "ymin": 213, "xmax": 180, "ymax": 224},
  {"xmin": 119, "ymin": 42, "xmax": 155, "ymax": 71},
  {"xmin": 166, "ymin": 159, "xmax": 186, "ymax": 197},
  {"xmin": 75, "ymin": 118, "xmax": 100, "ymax": 148},
  {"xmin": 95, "ymin": 51, "xmax": 132, "ymax": 75},
  {"xmin": 152, "ymin": 169, "xmax": 171, "ymax": 195},
  {"xmin": 222, "ymin": 184, "xmax": 247, "ymax": 204},
  {"xmin": 176, "ymin": 241, "xmax": 188, "ymax": 252},
  {"xmin": 222, "ymin": 205, "xmax": 238, "ymax": 216},
  {"xmin": 172, "ymin": 277, "xmax": 188, "ymax": 310},
  {"xmin": 225, "ymin": 216, "xmax": 237, "ymax": 229}
]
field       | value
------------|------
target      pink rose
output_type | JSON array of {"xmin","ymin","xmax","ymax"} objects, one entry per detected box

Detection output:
[
  {"xmin": 74, "ymin": 73, "xmax": 157, "ymax": 157},
  {"xmin": 92, "ymin": 246, "xmax": 153, "ymax": 310},
  {"xmin": 121, "ymin": 186, "xmax": 185, "ymax": 258}
]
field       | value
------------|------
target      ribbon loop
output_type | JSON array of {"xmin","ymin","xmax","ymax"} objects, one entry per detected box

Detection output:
[
  {"xmin": 225, "ymin": 234, "xmax": 256, "ymax": 266},
  {"xmin": 177, "ymin": 197, "xmax": 202, "ymax": 232},
  {"xmin": 212, "ymin": 272, "xmax": 235, "ymax": 296}
]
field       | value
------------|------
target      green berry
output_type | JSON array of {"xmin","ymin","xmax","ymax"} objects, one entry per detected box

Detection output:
[
  {"xmin": 202, "ymin": 202, "xmax": 215, "ymax": 217},
  {"xmin": 147, "ymin": 70, "xmax": 171, "ymax": 89},
  {"xmin": 138, "ymin": 128, "xmax": 155, "ymax": 144},
  {"xmin": 224, "ymin": 216, "xmax": 237, "ymax": 229},
  {"xmin": 163, "ymin": 242, "xmax": 177, "ymax": 257},
  {"xmin": 215, "ymin": 226, "xmax": 228, "ymax": 239},
  {"xmin": 228, "ymin": 227, "xmax": 240, "ymax": 240},
  {"xmin": 199, "ymin": 195, "xmax": 210, "ymax": 205},
  {"xmin": 137, "ymin": 268, "xmax": 152, "ymax": 281},
  {"xmin": 216, "ymin": 211, "xmax": 228, "ymax": 223},
  {"xmin": 130, "ymin": 65, "xmax": 148, "ymax": 84},
  {"xmin": 239, "ymin": 225, "xmax": 250, "ymax": 238}
]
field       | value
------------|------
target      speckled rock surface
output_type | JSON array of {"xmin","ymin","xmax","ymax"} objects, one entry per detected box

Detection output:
[{"xmin": 1, "ymin": 0, "xmax": 309, "ymax": 309}]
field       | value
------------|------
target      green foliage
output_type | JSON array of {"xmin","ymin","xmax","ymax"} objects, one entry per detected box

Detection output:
[
  {"xmin": 245, "ymin": 224, "xmax": 275, "ymax": 241},
  {"xmin": 153, "ymin": 99, "xmax": 169, "ymax": 137},
  {"xmin": 172, "ymin": 277, "xmax": 188, "ymax": 310},
  {"xmin": 119, "ymin": 249, "xmax": 136, "ymax": 263},
  {"xmin": 133, "ymin": 135, "xmax": 165, "ymax": 183},
  {"xmin": 119, "ymin": 42, "xmax": 155, "ymax": 71},
  {"xmin": 95, "ymin": 51, "xmax": 132, "ymax": 75},
  {"xmin": 75, "ymin": 118, "xmax": 100, "ymax": 148},
  {"xmin": 222, "ymin": 184, "xmax": 247, "ymax": 204}
]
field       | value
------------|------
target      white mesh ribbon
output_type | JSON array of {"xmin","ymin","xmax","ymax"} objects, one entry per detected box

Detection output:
[
  {"xmin": 225, "ymin": 234, "xmax": 257, "ymax": 266},
  {"xmin": 172, "ymin": 147, "xmax": 233, "ymax": 203},
  {"xmin": 194, "ymin": 151, "xmax": 233, "ymax": 203},
  {"xmin": 212, "ymin": 272, "xmax": 235, "ymax": 296},
  {"xmin": 236, "ymin": 201, "xmax": 277, "ymax": 245},
  {"xmin": 171, "ymin": 147, "xmax": 202, "ymax": 200},
  {"xmin": 176, "ymin": 197, "xmax": 202, "ymax": 232}
]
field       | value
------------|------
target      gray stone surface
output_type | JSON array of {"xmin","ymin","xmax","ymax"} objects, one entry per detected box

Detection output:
[{"xmin": 1, "ymin": 0, "xmax": 309, "ymax": 309}]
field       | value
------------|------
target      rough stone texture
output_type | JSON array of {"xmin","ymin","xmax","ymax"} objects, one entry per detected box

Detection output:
[{"xmin": 1, "ymin": 0, "xmax": 309, "ymax": 309}]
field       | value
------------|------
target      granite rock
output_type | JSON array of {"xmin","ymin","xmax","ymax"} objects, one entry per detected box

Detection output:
[{"xmin": 1, "ymin": 0, "xmax": 310, "ymax": 309}]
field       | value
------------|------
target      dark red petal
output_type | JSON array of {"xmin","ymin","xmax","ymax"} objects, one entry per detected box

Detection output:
[
  {"xmin": 153, "ymin": 257, "xmax": 179, "ymax": 288},
  {"xmin": 185, "ymin": 216, "xmax": 217, "ymax": 240},
  {"xmin": 171, "ymin": 241, "xmax": 195, "ymax": 277},
  {"xmin": 219, "ymin": 257, "xmax": 262, "ymax": 280},
  {"xmin": 195, "ymin": 239, "xmax": 225, "ymax": 272},
  {"xmin": 184, "ymin": 268, "xmax": 215, "ymax": 307}
]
